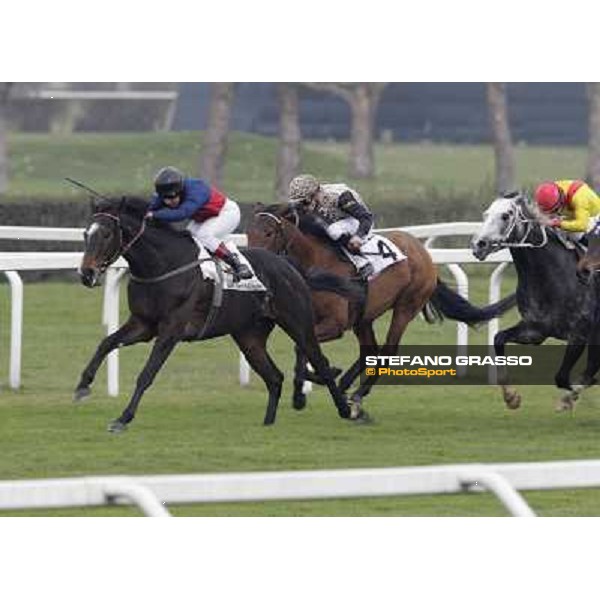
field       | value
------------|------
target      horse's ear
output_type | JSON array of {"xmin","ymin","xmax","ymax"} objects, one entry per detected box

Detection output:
[
  {"xmin": 89, "ymin": 197, "xmax": 97, "ymax": 214},
  {"xmin": 119, "ymin": 196, "xmax": 127, "ymax": 212},
  {"xmin": 253, "ymin": 202, "xmax": 265, "ymax": 214}
]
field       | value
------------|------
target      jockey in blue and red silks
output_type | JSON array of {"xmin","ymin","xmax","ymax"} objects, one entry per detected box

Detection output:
[{"xmin": 146, "ymin": 166, "xmax": 252, "ymax": 279}]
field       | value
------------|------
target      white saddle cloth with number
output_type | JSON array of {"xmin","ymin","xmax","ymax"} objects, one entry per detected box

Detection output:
[
  {"xmin": 198, "ymin": 242, "xmax": 267, "ymax": 292},
  {"xmin": 360, "ymin": 234, "xmax": 406, "ymax": 277}
]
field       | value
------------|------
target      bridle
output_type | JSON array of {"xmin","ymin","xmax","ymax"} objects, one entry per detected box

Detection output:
[
  {"xmin": 254, "ymin": 210, "xmax": 299, "ymax": 255},
  {"xmin": 488, "ymin": 200, "xmax": 548, "ymax": 250},
  {"xmin": 88, "ymin": 211, "xmax": 147, "ymax": 271}
]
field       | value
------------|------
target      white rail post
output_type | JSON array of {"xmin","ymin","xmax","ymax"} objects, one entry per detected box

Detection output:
[
  {"xmin": 99, "ymin": 479, "xmax": 172, "ymax": 517},
  {"xmin": 4, "ymin": 271, "xmax": 23, "ymax": 389},
  {"xmin": 446, "ymin": 264, "xmax": 469, "ymax": 376},
  {"xmin": 239, "ymin": 353, "xmax": 250, "ymax": 386},
  {"xmin": 459, "ymin": 469, "xmax": 537, "ymax": 517},
  {"xmin": 488, "ymin": 262, "xmax": 509, "ymax": 347},
  {"xmin": 103, "ymin": 267, "xmax": 127, "ymax": 397},
  {"xmin": 487, "ymin": 262, "xmax": 509, "ymax": 384}
]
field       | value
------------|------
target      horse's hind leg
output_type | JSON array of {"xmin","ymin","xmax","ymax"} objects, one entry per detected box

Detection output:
[
  {"xmin": 74, "ymin": 316, "xmax": 155, "ymax": 402},
  {"xmin": 349, "ymin": 303, "xmax": 417, "ymax": 414},
  {"xmin": 233, "ymin": 323, "xmax": 284, "ymax": 426}
]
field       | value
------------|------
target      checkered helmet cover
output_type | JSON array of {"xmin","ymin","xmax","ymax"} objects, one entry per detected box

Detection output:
[{"xmin": 289, "ymin": 174, "xmax": 320, "ymax": 202}]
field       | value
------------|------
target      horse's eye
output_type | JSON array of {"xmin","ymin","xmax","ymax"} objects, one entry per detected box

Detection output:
[
  {"xmin": 265, "ymin": 231, "xmax": 273, "ymax": 238},
  {"xmin": 102, "ymin": 230, "xmax": 111, "ymax": 239},
  {"xmin": 502, "ymin": 212, "xmax": 511, "ymax": 221}
]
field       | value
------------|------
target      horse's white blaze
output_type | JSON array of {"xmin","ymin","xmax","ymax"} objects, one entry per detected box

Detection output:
[
  {"xmin": 474, "ymin": 197, "xmax": 516, "ymax": 244},
  {"xmin": 86, "ymin": 222, "xmax": 100, "ymax": 239}
]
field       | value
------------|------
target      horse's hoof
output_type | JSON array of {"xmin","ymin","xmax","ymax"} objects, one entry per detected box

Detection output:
[
  {"xmin": 555, "ymin": 394, "xmax": 577, "ymax": 413},
  {"xmin": 73, "ymin": 387, "xmax": 91, "ymax": 403},
  {"xmin": 351, "ymin": 408, "xmax": 374, "ymax": 425},
  {"xmin": 107, "ymin": 419, "xmax": 128, "ymax": 434},
  {"xmin": 504, "ymin": 390, "xmax": 521, "ymax": 410},
  {"xmin": 292, "ymin": 394, "xmax": 307, "ymax": 410}
]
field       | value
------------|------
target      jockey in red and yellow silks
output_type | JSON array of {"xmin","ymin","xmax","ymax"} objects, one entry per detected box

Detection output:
[{"xmin": 534, "ymin": 180, "xmax": 600, "ymax": 237}]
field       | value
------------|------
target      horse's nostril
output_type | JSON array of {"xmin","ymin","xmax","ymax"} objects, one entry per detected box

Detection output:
[{"xmin": 477, "ymin": 239, "xmax": 486, "ymax": 248}]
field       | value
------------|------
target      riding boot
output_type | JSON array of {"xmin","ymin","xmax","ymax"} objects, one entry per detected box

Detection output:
[
  {"xmin": 357, "ymin": 263, "xmax": 374, "ymax": 280},
  {"xmin": 352, "ymin": 254, "xmax": 374, "ymax": 280},
  {"xmin": 213, "ymin": 242, "xmax": 253, "ymax": 280}
]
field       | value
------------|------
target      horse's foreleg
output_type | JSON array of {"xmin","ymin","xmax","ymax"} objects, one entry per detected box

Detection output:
[
  {"xmin": 292, "ymin": 345, "xmax": 309, "ymax": 410},
  {"xmin": 108, "ymin": 334, "xmax": 178, "ymax": 433},
  {"xmin": 494, "ymin": 322, "xmax": 546, "ymax": 410},
  {"xmin": 339, "ymin": 322, "xmax": 379, "ymax": 393},
  {"xmin": 554, "ymin": 337, "xmax": 588, "ymax": 412},
  {"xmin": 74, "ymin": 316, "xmax": 155, "ymax": 402},
  {"xmin": 234, "ymin": 325, "xmax": 283, "ymax": 426}
]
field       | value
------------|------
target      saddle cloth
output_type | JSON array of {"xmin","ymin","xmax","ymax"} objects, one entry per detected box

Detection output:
[
  {"xmin": 352, "ymin": 234, "xmax": 406, "ymax": 278},
  {"xmin": 198, "ymin": 242, "xmax": 267, "ymax": 292}
]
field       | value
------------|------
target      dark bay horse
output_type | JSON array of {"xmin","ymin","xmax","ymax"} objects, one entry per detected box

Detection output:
[
  {"xmin": 77, "ymin": 196, "xmax": 352, "ymax": 432},
  {"xmin": 472, "ymin": 191, "xmax": 600, "ymax": 410},
  {"xmin": 247, "ymin": 203, "xmax": 517, "ymax": 414}
]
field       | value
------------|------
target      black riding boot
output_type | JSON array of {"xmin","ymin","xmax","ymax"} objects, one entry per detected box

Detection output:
[{"xmin": 214, "ymin": 243, "xmax": 253, "ymax": 280}]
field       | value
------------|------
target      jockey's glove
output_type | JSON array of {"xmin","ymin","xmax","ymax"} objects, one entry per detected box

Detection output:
[
  {"xmin": 548, "ymin": 217, "xmax": 562, "ymax": 228},
  {"xmin": 346, "ymin": 235, "xmax": 364, "ymax": 254}
]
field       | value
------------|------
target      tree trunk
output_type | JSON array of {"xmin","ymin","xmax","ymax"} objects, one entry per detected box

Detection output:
[
  {"xmin": 275, "ymin": 84, "xmax": 302, "ymax": 201},
  {"xmin": 200, "ymin": 82, "xmax": 235, "ymax": 187},
  {"xmin": 300, "ymin": 83, "xmax": 387, "ymax": 179},
  {"xmin": 349, "ymin": 84, "xmax": 380, "ymax": 179},
  {"xmin": 587, "ymin": 83, "xmax": 600, "ymax": 191},
  {"xmin": 0, "ymin": 83, "xmax": 11, "ymax": 194},
  {"xmin": 47, "ymin": 82, "xmax": 84, "ymax": 134},
  {"xmin": 487, "ymin": 83, "xmax": 516, "ymax": 193}
]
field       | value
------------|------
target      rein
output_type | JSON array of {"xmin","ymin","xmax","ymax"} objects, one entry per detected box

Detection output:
[{"xmin": 129, "ymin": 259, "xmax": 209, "ymax": 284}]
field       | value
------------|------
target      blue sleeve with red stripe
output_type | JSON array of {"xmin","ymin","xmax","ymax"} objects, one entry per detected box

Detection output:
[{"xmin": 151, "ymin": 179, "xmax": 212, "ymax": 222}]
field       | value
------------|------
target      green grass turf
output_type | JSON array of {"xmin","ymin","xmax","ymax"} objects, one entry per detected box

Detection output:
[{"xmin": 2, "ymin": 270, "xmax": 600, "ymax": 516}]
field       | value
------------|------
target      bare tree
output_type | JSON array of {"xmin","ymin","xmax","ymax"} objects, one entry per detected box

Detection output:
[
  {"xmin": 200, "ymin": 83, "xmax": 235, "ymax": 187},
  {"xmin": 303, "ymin": 83, "xmax": 388, "ymax": 178},
  {"xmin": 275, "ymin": 84, "xmax": 302, "ymax": 201},
  {"xmin": 0, "ymin": 83, "xmax": 12, "ymax": 194},
  {"xmin": 487, "ymin": 83, "xmax": 516, "ymax": 193},
  {"xmin": 587, "ymin": 83, "xmax": 600, "ymax": 191}
]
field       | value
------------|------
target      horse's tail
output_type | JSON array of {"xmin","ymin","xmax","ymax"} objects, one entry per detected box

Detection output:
[
  {"xmin": 304, "ymin": 267, "xmax": 366, "ymax": 303},
  {"xmin": 428, "ymin": 279, "xmax": 517, "ymax": 326}
]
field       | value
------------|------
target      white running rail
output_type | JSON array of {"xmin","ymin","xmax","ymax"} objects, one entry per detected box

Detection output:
[
  {"xmin": 3, "ymin": 458, "xmax": 600, "ymax": 517},
  {"xmin": 0, "ymin": 223, "xmax": 512, "ymax": 395}
]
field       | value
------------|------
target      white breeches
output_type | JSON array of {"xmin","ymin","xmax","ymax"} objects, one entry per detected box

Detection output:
[
  {"xmin": 186, "ymin": 199, "xmax": 241, "ymax": 253},
  {"xmin": 326, "ymin": 217, "xmax": 374, "ymax": 270},
  {"xmin": 326, "ymin": 217, "xmax": 360, "ymax": 241}
]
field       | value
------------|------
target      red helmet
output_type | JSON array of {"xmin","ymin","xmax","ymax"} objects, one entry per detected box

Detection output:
[{"xmin": 535, "ymin": 182, "xmax": 564, "ymax": 213}]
